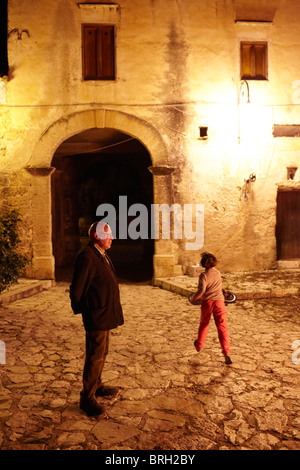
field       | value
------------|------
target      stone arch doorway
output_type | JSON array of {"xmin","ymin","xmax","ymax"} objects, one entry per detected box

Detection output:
[
  {"xmin": 28, "ymin": 108, "xmax": 175, "ymax": 281},
  {"xmin": 51, "ymin": 127, "xmax": 154, "ymax": 282}
]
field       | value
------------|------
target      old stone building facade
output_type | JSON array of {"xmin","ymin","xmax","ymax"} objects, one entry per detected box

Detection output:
[{"xmin": 1, "ymin": 0, "xmax": 300, "ymax": 281}]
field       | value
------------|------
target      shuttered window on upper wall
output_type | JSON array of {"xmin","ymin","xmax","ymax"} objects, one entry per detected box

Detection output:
[
  {"xmin": 240, "ymin": 42, "xmax": 268, "ymax": 80},
  {"xmin": 82, "ymin": 24, "xmax": 115, "ymax": 80}
]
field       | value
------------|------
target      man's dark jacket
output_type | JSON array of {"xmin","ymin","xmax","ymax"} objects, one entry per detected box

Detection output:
[{"xmin": 70, "ymin": 242, "xmax": 124, "ymax": 332}]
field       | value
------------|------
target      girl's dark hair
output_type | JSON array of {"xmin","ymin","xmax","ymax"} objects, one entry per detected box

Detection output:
[{"xmin": 200, "ymin": 252, "xmax": 217, "ymax": 268}]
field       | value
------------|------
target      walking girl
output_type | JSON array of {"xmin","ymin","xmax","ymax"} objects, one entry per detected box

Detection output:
[{"xmin": 190, "ymin": 252, "xmax": 232, "ymax": 364}]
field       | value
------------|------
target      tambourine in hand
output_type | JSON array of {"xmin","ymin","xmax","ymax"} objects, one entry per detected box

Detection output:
[
  {"xmin": 188, "ymin": 290, "xmax": 236, "ymax": 305},
  {"xmin": 188, "ymin": 293, "xmax": 202, "ymax": 305}
]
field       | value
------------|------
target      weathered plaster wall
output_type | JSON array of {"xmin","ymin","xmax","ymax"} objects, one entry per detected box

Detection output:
[{"xmin": 1, "ymin": 0, "xmax": 300, "ymax": 277}]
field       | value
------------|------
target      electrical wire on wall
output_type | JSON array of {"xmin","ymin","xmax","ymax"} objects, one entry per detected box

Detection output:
[{"xmin": 58, "ymin": 137, "xmax": 134, "ymax": 157}]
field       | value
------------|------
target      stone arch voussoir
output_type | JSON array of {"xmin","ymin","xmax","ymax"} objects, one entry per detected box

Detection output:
[{"xmin": 29, "ymin": 108, "xmax": 168, "ymax": 168}]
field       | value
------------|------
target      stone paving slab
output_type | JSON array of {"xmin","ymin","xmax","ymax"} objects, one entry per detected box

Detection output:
[{"xmin": 0, "ymin": 279, "xmax": 300, "ymax": 451}]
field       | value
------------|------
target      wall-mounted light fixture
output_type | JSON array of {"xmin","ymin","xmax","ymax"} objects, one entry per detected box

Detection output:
[
  {"xmin": 238, "ymin": 79, "xmax": 251, "ymax": 143},
  {"xmin": 198, "ymin": 126, "xmax": 208, "ymax": 140},
  {"xmin": 239, "ymin": 80, "xmax": 251, "ymax": 104},
  {"xmin": 246, "ymin": 172, "xmax": 256, "ymax": 183}
]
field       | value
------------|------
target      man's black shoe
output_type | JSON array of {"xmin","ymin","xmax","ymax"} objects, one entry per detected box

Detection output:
[
  {"xmin": 95, "ymin": 385, "xmax": 119, "ymax": 398},
  {"xmin": 80, "ymin": 396, "xmax": 105, "ymax": 416}
]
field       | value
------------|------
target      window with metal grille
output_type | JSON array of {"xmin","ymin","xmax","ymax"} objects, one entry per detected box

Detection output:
[
  {"xmin": 240, "ymin": 42, "xmax": 268, "ymax": 80},
  {"xmin": 82, "ymin": 24, "xmax": 115, "ymax": 80}
]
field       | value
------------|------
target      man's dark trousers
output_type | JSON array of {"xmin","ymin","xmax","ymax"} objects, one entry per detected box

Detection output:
[{"xmin": 82, "ymin": 329, "xmax": 109, "ymax": 400}]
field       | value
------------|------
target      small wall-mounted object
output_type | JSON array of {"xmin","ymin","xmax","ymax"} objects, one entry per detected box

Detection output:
[
  {"xmin": 287, "ymin": 167, "xmax": 298, "ymax": 180},
  {"xmin": 239, "ymin": 172, "xmax": 256, "ymax": 200},
  {"xmin": 8, "ymin": 28, "xmax": 30, "ymax": 40},
  {"xmin": 198, "ymin": 127, "xmax": 208, "ymax": 140}
]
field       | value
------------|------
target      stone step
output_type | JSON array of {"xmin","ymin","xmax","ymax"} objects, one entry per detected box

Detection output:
[{"xmin": 0, "ymin": 279, "xmax": 54, "ymax": 305}]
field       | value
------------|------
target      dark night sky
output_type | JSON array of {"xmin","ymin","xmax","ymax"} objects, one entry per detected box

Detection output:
[{"xmin": 0, "ymin": 0, "xmax": 8, "ymax": 76}]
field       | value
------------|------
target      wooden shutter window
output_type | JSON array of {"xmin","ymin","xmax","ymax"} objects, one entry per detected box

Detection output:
[
  {"xmin": 83, "ymin": 24, "xmax": 115, "ymax": 80},
  {"xmin": 241, "ymin": 42, "xmax": 268, "ymax": 80}
]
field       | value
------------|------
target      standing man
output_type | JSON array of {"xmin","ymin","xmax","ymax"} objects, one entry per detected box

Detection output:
[{"xmin": 70, "ymin": 221, "xmax": 124, "ymax": 416}]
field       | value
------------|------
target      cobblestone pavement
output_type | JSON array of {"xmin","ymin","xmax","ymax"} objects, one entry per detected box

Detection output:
[{"xmin": 0, "ymin": 280, "xmax": 300, "ymax": 450}]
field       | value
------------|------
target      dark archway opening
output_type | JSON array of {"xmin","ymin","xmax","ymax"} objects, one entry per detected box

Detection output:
[{"xmin": 51, "ymin": 128, "xmax": 154, "ymax": 283}]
